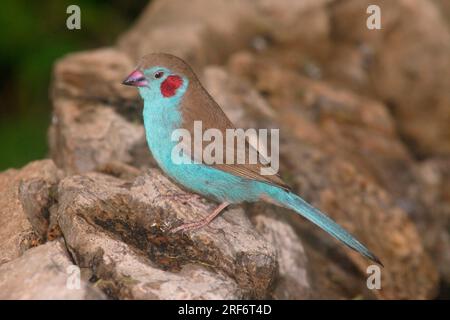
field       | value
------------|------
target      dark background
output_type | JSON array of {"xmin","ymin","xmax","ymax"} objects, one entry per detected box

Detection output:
[{"xmin": 0, "ymin": 1, "xmax": 147, "ymax": 170}]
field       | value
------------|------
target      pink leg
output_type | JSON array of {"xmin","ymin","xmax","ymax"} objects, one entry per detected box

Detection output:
[{"xmin": 170, "ymin": 202, "xmax": 230, "ymax": 233}]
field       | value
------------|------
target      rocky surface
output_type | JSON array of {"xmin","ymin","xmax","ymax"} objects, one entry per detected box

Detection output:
[
  {"xmin": 204, "ymin": 65, "xmax": 438, "ymax": 299},
  {"xmin": 0, "ymin": 0, "xmax": 448, "ymax": 299},
  {"xmin": 326, "ymin": 0, "xmax": 450, "ymax": 158},
  {"xmin": 0, "ymin": 239, "xmax": 105, "ymax": 299},
  {"xmin": 251, "ymin": 208, "xmax": 312, "ymax": 299},
  {"xmin": 49, "ymin": 48, "xmax": 147, "ymax": 174},
  {"xmin": 57, "ymin": 171, "xmax": 275, "ymax": 299},
  {"xmin": 0, "ymin": 160, "xmax": 61, "ymax": 264}
]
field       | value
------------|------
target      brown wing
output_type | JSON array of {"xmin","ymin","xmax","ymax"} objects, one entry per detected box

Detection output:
[{"xmin": 179, "ymin": 80, "xmax": 290, "ymax": 191}]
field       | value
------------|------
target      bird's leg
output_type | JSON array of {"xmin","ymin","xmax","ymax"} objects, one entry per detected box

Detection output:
[{"xmin": 170, "ymin": 202, "xmax": 230, "ymax": 233}]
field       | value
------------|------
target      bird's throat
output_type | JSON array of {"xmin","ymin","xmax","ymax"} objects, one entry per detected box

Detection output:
[{"xmin": 142, "ymin": 98, "xmax": 184, "ymax": 167}]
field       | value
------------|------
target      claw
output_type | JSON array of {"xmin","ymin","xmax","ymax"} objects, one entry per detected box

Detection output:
[{"xmin": 169, "ymin": 202, "xmax": 230, "ymax": 234}]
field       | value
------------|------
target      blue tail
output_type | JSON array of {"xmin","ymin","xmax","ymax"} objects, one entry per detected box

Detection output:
[{"xmin": 268, "ymin": 187, "xmax": 382, "ymax": 265}]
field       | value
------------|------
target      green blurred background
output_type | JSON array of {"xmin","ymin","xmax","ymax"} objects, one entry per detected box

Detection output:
[{"xmin": 0, "ymin": 0, "xmax": 147, "ymax": 170}]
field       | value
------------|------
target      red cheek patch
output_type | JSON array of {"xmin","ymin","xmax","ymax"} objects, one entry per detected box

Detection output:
[{"xmin": 160, "ymin": 75, "xmax": 183, "ymax": 98}]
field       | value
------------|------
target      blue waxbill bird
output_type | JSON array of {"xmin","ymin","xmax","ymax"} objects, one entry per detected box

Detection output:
[{"xmin": 122, "ymin": 53, "xmax": 382, "ymax": 265}]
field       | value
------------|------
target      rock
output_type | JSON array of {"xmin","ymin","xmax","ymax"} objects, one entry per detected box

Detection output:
[
  {"xmin": 284, "ymin": 145, "xmax": 438, "ymax": 299},
  {"xmin": 326, "ymin": 0, "xmax": 450, "ymax": 157},
  {"xmin": 203, "ymin": 0, "xmax": 450, "ymax": 158},
  {"xmin": 62, "ymin": 216, "xmax": 241, "ymax": 300},
  {"xmin": 49, "ymin": 99, "xmax": 145, "ymax": 174},
  {"xmin": 210, "ymin": 59, "xmax": 413, "ymax": 200},
  {"xmin": 18, "ymin": 162, "xmax": 63, "ymax": 240},
  {"xmin": 49, "ymin": 49, "xmax": 149, "ymax": 174},
  {"xmin": 203, "ymin": 64, "xmax": 438, "ymax": 299},
  {"xmin": 0, "ymin": 160, "xmax": 60, "ymax": 265},
  {"xmin": 433, "ymin": 0, "xmax": 450, "ymax": 26},
  {"xmin": 118, "ymin": 0, "xmax": 331, "ymax": 70},
  {"xmin": 57, "ymin": 171, "xmax": 276, "ymax": 299},
  {"xmin": 225, "ymin": 55, "xmax": 445, "ymax": 298},
  {"xmin": 250, "ymin": 206, "xmax": 312, "ymax": 299},
  {"xmin": 51, "ymin": 48, "xmax": 138, "ymax": 105},
  {"xmin": 118, "ymin": 0, "xmax": 247, "ymax": 69},
  {"xmin": 413, "ymin": 158, "xmax": 450, "ymax": 285},
  {"xmin": 0, "ymin": 239, "xmax": 105, "ymax": 299}
]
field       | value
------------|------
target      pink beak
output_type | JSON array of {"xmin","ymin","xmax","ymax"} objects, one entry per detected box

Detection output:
[{"xmin": 122, "ymin": 70, "xmax": 148, "ymax": 87}]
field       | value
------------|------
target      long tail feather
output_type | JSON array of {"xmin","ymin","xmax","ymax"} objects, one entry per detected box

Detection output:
[{"xmin": 269, "ymin": 188, "xmax": 382, "ymax": 265}]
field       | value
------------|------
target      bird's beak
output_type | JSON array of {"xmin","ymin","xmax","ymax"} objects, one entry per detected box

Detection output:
[{"xmin": 122, "ymin": 70, "xmax": 148, "ymax": 87}]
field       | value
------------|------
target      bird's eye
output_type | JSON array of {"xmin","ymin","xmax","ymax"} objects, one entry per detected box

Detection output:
[{"xmin": 154, "ymin": 71, "xmax": 164, "ymax": 79}]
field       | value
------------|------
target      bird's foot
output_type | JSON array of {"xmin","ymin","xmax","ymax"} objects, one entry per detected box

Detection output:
[
  {"xmin": 170, "ymin": 202, "xmax": 230, "ymax": 234},
  {"xmin": 170, "ymin": 219, "xmax": 209, "ymax": 234}
]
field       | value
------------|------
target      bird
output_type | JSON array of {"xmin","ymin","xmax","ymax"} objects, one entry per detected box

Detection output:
[{"xmin": 122, "ymin": 53, "xmax": 382, "ymax": 265}]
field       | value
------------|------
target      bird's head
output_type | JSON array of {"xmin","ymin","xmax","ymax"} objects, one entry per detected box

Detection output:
[{"xmin": 122, "ymin": 53, "xmax": 192, "ymax": 102}]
